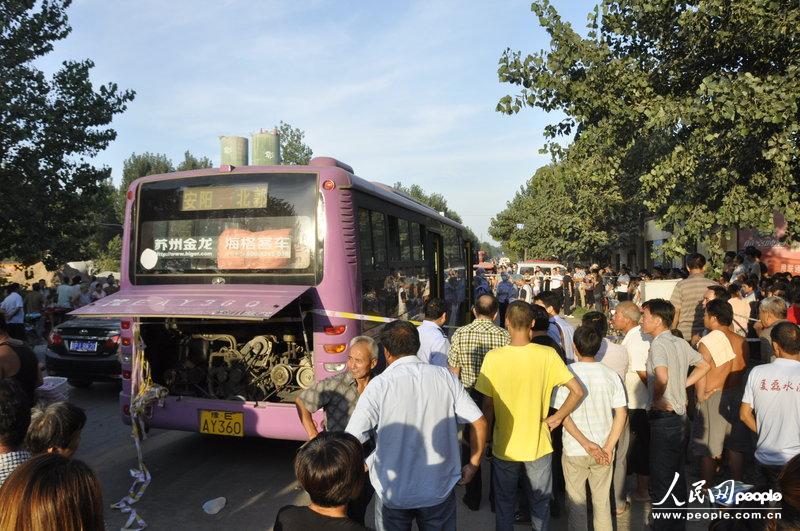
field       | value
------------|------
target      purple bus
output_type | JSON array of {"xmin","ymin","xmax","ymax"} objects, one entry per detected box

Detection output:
[{"xmin": 73, "ymin": 157, "xmax": 474, "ymax": 440}]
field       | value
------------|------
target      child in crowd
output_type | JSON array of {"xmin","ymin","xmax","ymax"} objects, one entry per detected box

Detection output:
[
  {"xmin": 554, "ymin": 325, "xmax": 628, "ymax": 531},
  {"xmin": 273, "ymin": 431, "xmax": 369, "ymax": 530},
  {"xmin": 25, "ymin": 401, "xmax": 86, "ymax": 457}
]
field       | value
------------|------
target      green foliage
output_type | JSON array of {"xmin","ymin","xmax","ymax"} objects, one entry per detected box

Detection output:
[
  {"xmin": 495, "ymin": 0, "xmax": 800, "ymax": 264},
  {"xmin": 0, "ymin": 0, "xmax": 135, "ymax": 267},
  {"xmin": 92, "ymin": 234, "xmax": 122, "ymax": 272},
  {"xmin": 392, "ymin": 182, "xmax": 479, "ymax": 243},
  {"xmin": 276, "ymin": 121, "xmax": 313, "ymax": 165},
  {"xmin": 116, "ymin": 152, "xmax": 174, "ymax": 221},
  {"xmin": 479, "ymin": 241, "xmax": 503, "ymax": 259},
  {"xmin": 176, "ymin": 150, "xmax": 213, "ymax": 171}
]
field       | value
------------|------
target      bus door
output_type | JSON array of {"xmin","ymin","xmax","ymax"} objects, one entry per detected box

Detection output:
[{"xmin": 428, "ymin": 231, "xmax": 443, "ymax": 299}]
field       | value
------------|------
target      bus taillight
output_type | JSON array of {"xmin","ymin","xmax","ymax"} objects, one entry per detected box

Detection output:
[
  {"xmin": 122, "ymin": 337, "xmax": 131, "ymax": 347},
  {"xmin": 323, "ymin": 344, "xmax": 346, "ymax": 354},
  {"xmin": 121, "ymin": 320, "xmax": 131, "ymax": 330},
  {"xmin": 323, "ymin": 363, "xmax": 346, "ymax": 372},
  {"xmin": 122, "ymin": 369, "xmax": 132, "ymax": 380},
  {"xmin": 322, "ymin": 180, "xmax": 335, "ymax": 190},
  {"xmin": 323, "ymin": 325, "xmax": 346, "ymax": 335}
]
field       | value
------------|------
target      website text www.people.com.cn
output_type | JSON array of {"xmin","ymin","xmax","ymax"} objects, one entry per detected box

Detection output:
[{"xmin": 652, "ymin": 510, "xmax": 782, "ymax": 522}]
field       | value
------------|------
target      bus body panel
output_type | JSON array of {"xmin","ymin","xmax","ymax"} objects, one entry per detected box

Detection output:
[{"xmin": 100, "ymin": 161, "xmax": 472, "ymax": 439}]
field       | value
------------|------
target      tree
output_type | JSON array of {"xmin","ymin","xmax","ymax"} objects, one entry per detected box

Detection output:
[
  {"xmin": 392, "ymin": 182, "xmax": 479, "ymax": 243},
  {"xmin": 85, "ymin": 178, "xmax": 122, "ymax": 259},
  {"xmin": 92, "ymin": 234, "xmax": 122, "ymax": 272},
  {"xmin": 489, "ymin": 163, "xmax": 621, "ymax": 263},
  {"xmin": 0, "ymin": 0, "xmax": 135, "ymax": 267},
  {"xmin": 276, "ymin": 121, "xmax": 313, "ymax": 165},
  {"xmin": 478, "ymin": 241, "xmax": 503, "ymax": 259},
  {"xmin": 116, "ymin": 152, "xmax": 174, "ymax": 221},
  {"xmin": 496, "ymin": 0, "xmax": 800, "ymax": 264},
  {"xmin": 176, "ymin": 150, "xmax": 213, "ymax": 171}
]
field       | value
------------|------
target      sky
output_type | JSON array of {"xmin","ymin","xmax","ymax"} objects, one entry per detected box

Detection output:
[{"xmin": 36, "ymin": 0, "xmax": 595, "ymax": 244}]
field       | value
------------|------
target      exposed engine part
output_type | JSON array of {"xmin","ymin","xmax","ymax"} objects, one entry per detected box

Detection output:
[
  {"xmin": 296, "ymin": 359, "xmax": 314, "ymax": 389},
  {"xmin": 159, "ymin": 329, "xmax": 312, "ymax": 402},
  {"xmin": 270, "ymin": 364, "xmax": 293, "ymax": 387}
]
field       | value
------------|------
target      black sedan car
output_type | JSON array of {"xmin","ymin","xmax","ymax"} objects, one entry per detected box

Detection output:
[{"xmin": 45, "ymin": 317, "xmax": 122, "ymax": 387}]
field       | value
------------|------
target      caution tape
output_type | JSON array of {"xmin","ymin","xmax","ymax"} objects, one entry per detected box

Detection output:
[
  {"xmin": 308, "ymin": 308, "xmax": 422, "ymax": 326},
  {"xmin": 111, "ymin": 326, "xmax": 167, "ymax": 530},
  {"xmin": 307, "ymin": 308, "xmax": 465, "ymax": 329}
]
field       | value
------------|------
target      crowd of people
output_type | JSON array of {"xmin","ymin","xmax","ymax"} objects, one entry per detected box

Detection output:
[
  {"xmin": 0, "ymin": 274, "xmax": 119, "ymax": 343},
  {"xmin": 2, "ymin": 249, "xmax": 800, "ymax": 530},
  {"xmin": 0, "ymin": 364, "xmax": 100, "ymax": 529},
  {"xmin": 281, "ymin": 250, "xmax": 800, "ymax": 531},
  {"xmin": 0, "ymin": 273, "xmax": 109, "ymax": 529}
]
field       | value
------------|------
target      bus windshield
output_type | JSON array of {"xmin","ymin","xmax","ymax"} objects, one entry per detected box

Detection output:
[{"xmin": 133, "ymin": 172, "xmax": 319, "ymax": 285}]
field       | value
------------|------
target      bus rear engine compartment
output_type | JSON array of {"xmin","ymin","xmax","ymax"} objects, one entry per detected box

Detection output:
[{"xmin": 141, "ymin": 319, "xmax": 314, "ymax": 403}]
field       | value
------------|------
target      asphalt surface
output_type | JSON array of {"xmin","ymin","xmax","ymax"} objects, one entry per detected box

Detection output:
[{"xmin": 35, "ymin": 334, "xmax": 715, "ymax": 530}]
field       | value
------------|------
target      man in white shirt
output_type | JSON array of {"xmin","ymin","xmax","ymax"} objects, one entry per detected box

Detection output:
[
  {"xmin": 550, "ymin": 267, "xmax": 564, "ymax": 309},
  {"xmin": 581, "ymin": 310, "xmax": 630, "ymax": 513},
  {"xmin": 740, "ymin": 321, "xmax": 800, "ymax": 491},
  {"xmin": 0, "ymin": 284, "xmax": 25, "ymax": 341},
  {"xmin": 346, "ymin": 320, "xmax": 487, "ymax": 531},
  {"xmin": 511, "ymin": 274, "xmax": 532, "ymax": 304},
  {"xmin": 416, "ymin": 298, "xmax": 450, "ymax": 367},
  {"xmin": 554, "ymin": 326, "xmax": 627, "ymax": 531},
  {"xmin": 56, "ymin": 275, "xmax": 79, "ymax": 309},
  {"xmin": 612, "ymin": 301, "xmax": 651, "ymax": 501},
  {"xmin": 534, "ymin": 290, "xmax": 576, "ymax": 362}
]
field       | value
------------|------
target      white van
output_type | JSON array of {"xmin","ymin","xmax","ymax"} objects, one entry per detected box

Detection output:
[{"xmin": 517, "ymin": 260, "xmax": 567, "ymax": 277}]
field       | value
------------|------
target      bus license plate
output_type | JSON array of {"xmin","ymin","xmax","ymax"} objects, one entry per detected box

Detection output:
[{"xmin": 198, "ymin": 410, "xmax": 244, "ymax": 437}]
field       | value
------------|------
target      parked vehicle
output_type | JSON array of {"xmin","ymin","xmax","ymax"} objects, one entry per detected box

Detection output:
[
  {"xmin": 45, "ymin": 318, "xmax": 122, "ymax": 388},
  {"xmin": 517, "ymin": 260, "xmax": 566, "ymax": 276},
  {"xmin": 71, "ymin": 158, "xmax": 476, "ymax": 440}
]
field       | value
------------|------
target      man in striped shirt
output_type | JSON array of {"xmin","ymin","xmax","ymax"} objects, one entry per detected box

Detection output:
[
  {"xmin": 448, "ymin": 293, "xmax": 510, "ymax": 510},
  {"xmin": 670, "ymin": 253, "xmax": 712, "ymax": 345}
]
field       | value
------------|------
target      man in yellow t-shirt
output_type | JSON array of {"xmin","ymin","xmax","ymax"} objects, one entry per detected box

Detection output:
[{"xmin": 475, "ymin": 300, "xmax": 584, "ymax": 531}]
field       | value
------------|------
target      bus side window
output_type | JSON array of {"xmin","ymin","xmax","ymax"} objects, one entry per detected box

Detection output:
[
  {"xmin": 399, "ymin": 218, "xmax": 411, "ymax": 261},
  {"xmin": 358, "ymin": 208, "xmax": 373, "ymax": 268},
  {"xmin": 412, "ymin": 222, "xmax": 423, "ymax": 261},
  {"xmin": 387, "ymin": 216, "xmax": 400, "ymax": 262},
  {"xmin": 371, "ymin": 211, "xmax": 387, "ymax": 266}
]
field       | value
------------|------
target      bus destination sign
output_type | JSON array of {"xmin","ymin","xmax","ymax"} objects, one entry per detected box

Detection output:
[{"xmin": 181, "ymin": 184, "xmax": 268, "ymax": 211}]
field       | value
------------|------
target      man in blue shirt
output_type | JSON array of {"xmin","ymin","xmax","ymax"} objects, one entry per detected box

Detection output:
[
  {"xmin": 534, "ymin": 290, "xmax": 576, "ymax": 363},
  {"xmin": 416, "ymin": 298, "xmax": 450, "ymax": 367},
  {"xmin": 495, "ymin": 273, "xmax": 516, "ymax": 326},
  {"xmin": 346, "ymin": 320, "xmax": 488, "ymax": 531}
]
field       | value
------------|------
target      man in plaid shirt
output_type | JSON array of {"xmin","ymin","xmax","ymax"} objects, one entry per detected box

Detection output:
[{"xmin": 448, "ymin": 293, "xmax": 510, "ymax": 510}]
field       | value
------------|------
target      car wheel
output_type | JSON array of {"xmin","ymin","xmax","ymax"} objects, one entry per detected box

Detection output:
[{"xmin": 68, "ymin": 379, "xmax": 92, "ymax": 388}]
